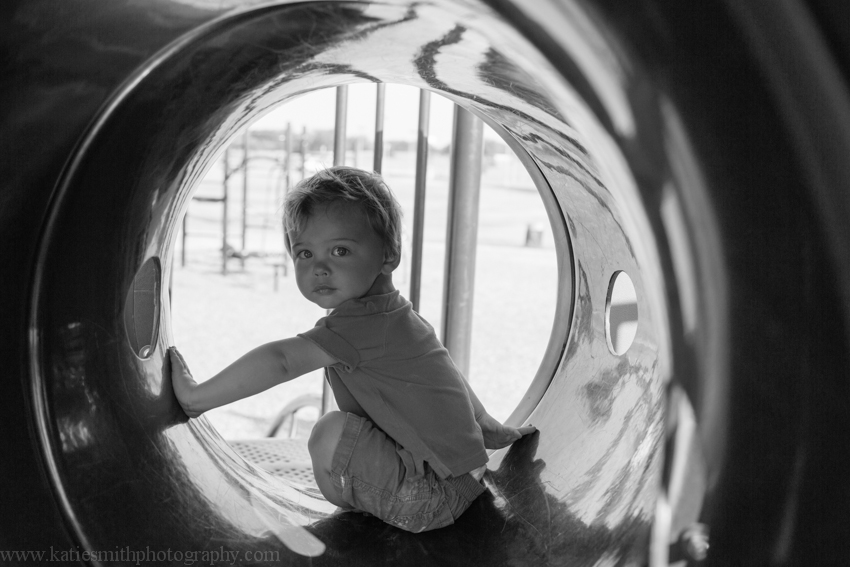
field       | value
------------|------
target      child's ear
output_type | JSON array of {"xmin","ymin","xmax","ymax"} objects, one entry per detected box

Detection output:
[{"xmin": 381, "ymin": 251, "xmax": 401, "ymax": 274}]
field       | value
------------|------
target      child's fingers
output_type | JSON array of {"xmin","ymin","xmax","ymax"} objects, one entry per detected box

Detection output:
[
  {"xmin": 168, "ymin": 347, "xmax": 191, "ymax": 375},
  {"xmin": 517, "ymin": 425, "xmax": 537, "ymax": 436}
]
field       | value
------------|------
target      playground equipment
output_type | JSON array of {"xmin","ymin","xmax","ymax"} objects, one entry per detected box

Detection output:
[
  {"xmin": 180, "ymin": 128, "xmax": 295, "ymax": 275},
  {"xmin": 3, "ymin": 1, "xmax": 850, "ymax": 565}
]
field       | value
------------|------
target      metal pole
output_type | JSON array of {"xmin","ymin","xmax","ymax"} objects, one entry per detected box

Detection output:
[
  {"xmin": 409, "ymin": 90, "xmax": 430, "ymax": 312},
  {"xmin": 240, "ymin": 129, "xmax": 249, "ymax": 268},
  {"xmin": 354, "ymin": 138, "xmax": 360, "ymax": 169},
  {"xmin": 299, "ymin": 126, "xmax": 307, "ymax": 180},
  {"xmin": 222, "ymin": 148, "xmax": 229, "ymax": 275},
  {"xmin": 373, "ymin": 83, "xmax": 385, "ymax": 173},
  {"xmin": 441, "ymin": 107, "xmax": 483, "ymax": 377},
  {"xmin": 284, "ymin": 122, "xmax": 292, "ymax": 193},
  {"xmin": 281, "ymin": 123, "xmax": 293, "ymax": 269},
  {"xmin": 322, "ymin": 85, "xmax": 350, "ymax": 416},
  {"xmin": 334, "ymin": 85, "xmax": 348, "ymax": 167}
]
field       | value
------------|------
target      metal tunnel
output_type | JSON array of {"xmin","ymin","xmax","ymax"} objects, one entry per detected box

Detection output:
[{"xmin": 2, "ymin": 0, "xmax": 850, "ymax": 565}]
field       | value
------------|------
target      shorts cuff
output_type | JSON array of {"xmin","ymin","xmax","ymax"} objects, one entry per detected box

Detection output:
[{"xmin": 445, "ymin": 471, "xmax": 487, "ymax": 503}]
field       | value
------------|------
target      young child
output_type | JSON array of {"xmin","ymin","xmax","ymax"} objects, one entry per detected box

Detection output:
[{"xmin": 170, "ymin": 166, "xmax": 534, "ymax": 533}]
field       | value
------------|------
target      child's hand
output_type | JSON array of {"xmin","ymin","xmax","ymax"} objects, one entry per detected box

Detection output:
[
  {"xmin": 169, "ymin": 347, "xmax": 203, "ymax": 418},
  {"xmin": 477, "ymin": 412, "xmax": 536, "ymax": 450}
]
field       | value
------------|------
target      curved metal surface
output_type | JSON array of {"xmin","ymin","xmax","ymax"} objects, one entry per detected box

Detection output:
[{"xmin": 2, "ymin": 1, "xmax": 849, "ymax": 566}]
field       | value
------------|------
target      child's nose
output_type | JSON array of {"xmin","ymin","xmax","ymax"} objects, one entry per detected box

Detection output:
[{"xmin": 313, "ymin": 261, "xmax": 330, "ymax": 277}]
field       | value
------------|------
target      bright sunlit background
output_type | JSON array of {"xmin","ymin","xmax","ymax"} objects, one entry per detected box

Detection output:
[{"xmin": 170, "ymin": 84, "xmax": 558, "ymax": 440}]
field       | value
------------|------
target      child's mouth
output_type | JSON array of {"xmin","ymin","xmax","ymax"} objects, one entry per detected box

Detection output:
[{"xmin": 313, "ymin": 285, "xmax": 335, "ymax": 295}]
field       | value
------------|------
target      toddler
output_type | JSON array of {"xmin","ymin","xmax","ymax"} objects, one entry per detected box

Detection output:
[{"xmin": 170, "ymin": 166, "xmax": 534, "ymax": 532}]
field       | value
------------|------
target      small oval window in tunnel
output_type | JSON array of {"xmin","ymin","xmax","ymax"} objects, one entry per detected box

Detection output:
[
  {"xmin": 606, "ymin": 271, "xmax": 638, "ymax": 355},
  {"xmin": 124, "ymin": 256, "xmax": 161, "ymax": 359}
]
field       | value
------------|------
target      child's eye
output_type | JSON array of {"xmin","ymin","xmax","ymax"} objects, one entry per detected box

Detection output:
[
  {"xmin": 296, "ymin": 250, "xmax": 312, "ymax": 259},
  {"xmin": 332, "ymin": 247, "xmax": 349, "ymax": 257}
]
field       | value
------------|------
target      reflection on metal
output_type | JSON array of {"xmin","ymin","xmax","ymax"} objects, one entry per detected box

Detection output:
[
  {"xmin": 373, "ymin": 84, "xmax": 385, "ymax": 173},
  {"xmin": 442, "ymin": 107, "xmax": 484, "ymax": 376},
  {"xmin": 650, "ymin": 494, "xmax": 673, "ymax": 566},
  {"xmin": 181, "ymin": 214, "xmax": 188, "ymax": 267},
  {"xmin": 247, "ymin": 490, "xmax": 326, "ymax": 557},
  {"xmin": 409, "ymin": 90, "xmax": 431, "ymax": 312},
  {"xmin": 495, "ymin": 137, "xmax": 572, "ymax": 429}
]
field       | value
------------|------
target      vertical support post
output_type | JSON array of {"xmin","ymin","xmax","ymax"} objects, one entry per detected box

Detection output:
[
  {"xmin": 334, "ymin": 85, "xmax": 348, "ymax": 167},
  {"xmin": 284, "ymin": 122, "xmax": 292, "ymax": 193},
  {"xmin": 299, "ymin": 126, "xmax": 307, "ymax": 180},
  {"xmin": 322, "ymin": 85, "xmax": 350, "ymax": 416},
  {"xmin": 281, "ymin": 123, "xmax": 293, "ymax": 267},
  {"xmin": 354, "ymin": 138, "xmax": 360, "ymax": 168},
  {"xmin": 373, "ymin": 83, "xmax": 386, "ymax": 173},
  {"xmin": 240, "ymin": 128, "xmax": 249, "ymax": 268},
  {"xmin": 409, "ymin": 90, "xmax": 431, "ymax": 312},
  {"xmin": 321, "ymin": 370, "xmax": 338, "ymax": 416},
  {"xmin": 222, "ymin": 147, "xmax": 229, "ymax": 276},
  {"xmin": 441, "ymin": 107, "xmax": 484, "ymax": 377}
]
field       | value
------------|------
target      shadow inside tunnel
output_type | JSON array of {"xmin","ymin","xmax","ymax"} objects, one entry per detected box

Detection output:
[{"xmin": 306, "ymin": 431, "xmax": 652, "ymax": 567}]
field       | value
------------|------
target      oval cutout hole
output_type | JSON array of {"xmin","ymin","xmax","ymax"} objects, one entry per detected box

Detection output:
[
  {"xmin": 606, "ymin": 271, "xmax": 638, "ymax": 355},
  {"xmin": 124, "ymin": 257, "xmax": 161, "ymax": 359}
]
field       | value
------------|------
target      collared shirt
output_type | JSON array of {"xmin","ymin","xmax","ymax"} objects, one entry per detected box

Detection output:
[{"xmin": 299, "ymin": 290, "xmax": 487, "ymax": 480}]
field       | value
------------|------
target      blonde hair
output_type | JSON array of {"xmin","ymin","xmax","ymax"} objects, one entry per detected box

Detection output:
[{"xmin": 283, "ymin": 166, "xmax": 402, "ymax": 261}]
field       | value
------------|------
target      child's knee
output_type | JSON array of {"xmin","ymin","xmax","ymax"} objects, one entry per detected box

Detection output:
[{"xmin": 308, "ymin": 411, "xmax": 347, "ymax": 469}]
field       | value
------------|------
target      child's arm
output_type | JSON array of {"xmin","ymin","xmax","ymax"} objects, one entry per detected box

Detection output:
[
  {"xmin": 460, "ymin": 376, "xmax": 536, "ymax": 449},
  {"xmin": 169, "ymin": 339, "xmax": 336, "ymax": 418}
]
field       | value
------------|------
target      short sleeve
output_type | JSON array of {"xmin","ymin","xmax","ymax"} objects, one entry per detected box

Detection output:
[{"xmin": 298, "ymin": 324, "xmax": 361, "ymax": 373}]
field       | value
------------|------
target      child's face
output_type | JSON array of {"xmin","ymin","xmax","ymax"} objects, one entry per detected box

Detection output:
[{"xmin": 290, "ymin": 202, "xmax": 394, "ymax": 310}]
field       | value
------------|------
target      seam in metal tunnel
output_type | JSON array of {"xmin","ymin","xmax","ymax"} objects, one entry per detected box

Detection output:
[{"xmin": 2, "ymin": 0, "xmax": 850, "ymax": 565}]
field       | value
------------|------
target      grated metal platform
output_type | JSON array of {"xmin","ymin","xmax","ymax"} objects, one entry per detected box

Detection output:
[{"xmin": 229, "ymin": 438, "xmax": 317, "ymax": 487}]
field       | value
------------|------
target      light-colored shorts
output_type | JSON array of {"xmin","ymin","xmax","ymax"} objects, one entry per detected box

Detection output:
[{"xmin": 330, "ymin": 412, "xmax": 486, "ymax": 533}]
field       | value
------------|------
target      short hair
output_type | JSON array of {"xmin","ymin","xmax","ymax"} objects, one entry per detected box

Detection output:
[{"xmin": 283, "ymin": 166, "xmax": 403, "ymax": 261}]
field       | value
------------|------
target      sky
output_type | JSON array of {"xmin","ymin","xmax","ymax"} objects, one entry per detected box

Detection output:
[{"xmin": 251, "ymin": 83, "xmax": 500, "ymax": 148}]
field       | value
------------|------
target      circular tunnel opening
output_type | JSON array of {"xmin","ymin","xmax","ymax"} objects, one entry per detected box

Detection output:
[
  {"xmin": 169, "ymin": 84, "xmax": 561, "ymax": 444},
  {"xmin": 31, "ymin": 1, "xmax": 687, "ymax": 562}
]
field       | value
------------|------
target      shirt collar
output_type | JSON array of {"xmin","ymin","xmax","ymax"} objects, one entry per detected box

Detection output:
[{"xmin": 332, "ymin": 289, "xmax": 404, "ymax": 316}]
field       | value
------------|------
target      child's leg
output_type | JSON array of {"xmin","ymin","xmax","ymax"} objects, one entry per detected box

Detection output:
[
  {"xmin": 307, "ymin": 410, "xmax": 348, "ymax": 508},
  {"xmin": 316, "ymin": 413, "xmax": 486, "ymax": 532}
]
